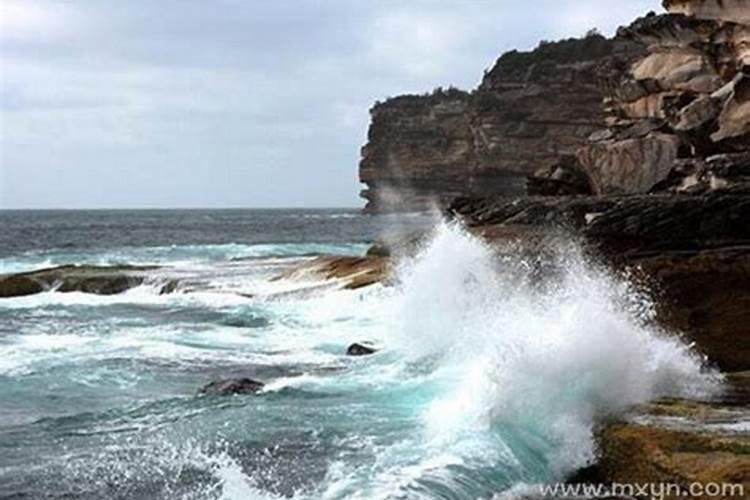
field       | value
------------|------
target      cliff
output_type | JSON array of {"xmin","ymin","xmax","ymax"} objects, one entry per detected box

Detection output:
[
  {"xmin": 359, "ymin": 1, "xmax": 750, "ymax": 212},
  {"xmin": 359, "ymin": 35, "xmax": 645, "ymax": 212}
]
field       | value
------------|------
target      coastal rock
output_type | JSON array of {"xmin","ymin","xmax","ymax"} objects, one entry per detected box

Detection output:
[
  {"xmin": 274, "ymin": 255, "xmax": 388, "ymax": 290},
  {"xmin": 653, "ymin": 153, "xmax": 750, "ymax": 194},
  {"xmin": 0, "ymin": 275, "xmax": 44, "ymax": 297},
  {"xmin": 576, "ymin": 372, "xmax": 750, "ymax": 497},
  {"xmin": 595, "ymin": 402, "xmax": 750, "ymax": 497},
  {"xmin": 359, "ymin": 2, "xmax": 750, "ymax": 211},
  {"xmin": 448, "ymin": 193, "xmax": 750, "ymax": 371},
  {"xmin": 712, "ymin": 74, "xmax": 750, "ymax": 145},
  {"xmin": 576, "ymin": 7, "xmax": 750, "ymax": 195},
  {"xmin": 663, "ymin": 0, "xmax": 750, "ymax": 25},
  {"xmin": 0, "ymin": 264, "xmax": 157, "ymax": 298},
  {"xmin": 633, "ymin": 249, "xmax": 750, "ymax": 372},
  {"xmin": 346, "ymin": 343, "xmax": 377, "ymax": 356},
  {"xmin": 577, "ymin": 129, "xmax": 681, "ymax": 194},
  {"xmin": 198, "ymin": 378, "xmax": 265, "ymax": 396},
  {"xmin": 359, "ymin": 35, "xmax": 644, "ymax": 212},
  {"xmin": 526, "ymin": 155, "xmax": 594, "ymax": 196},
  {"xmin": 450, "ymin": 193, "xmax": 750, "ymax": 256}
]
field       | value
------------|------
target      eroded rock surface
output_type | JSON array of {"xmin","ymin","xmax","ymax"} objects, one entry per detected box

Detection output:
[
  {"xmin": 359, "ymin": 1, "xmax": 750, "ymax": 211},
  {"xmin": 359, "ymin": 35, "xmax": 644, "ymax": 212},
  {"xmin": 577, "ymin": 8, "xmax": 750, "ymax": 195}
]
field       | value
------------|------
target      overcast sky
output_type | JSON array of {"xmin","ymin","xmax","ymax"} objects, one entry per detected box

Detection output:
[{"xmin": 1, "ymin": 0, "xmax": 660, "ymax": 209}]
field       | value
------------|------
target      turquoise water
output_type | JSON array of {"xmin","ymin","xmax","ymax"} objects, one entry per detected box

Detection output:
[{"xmin": 0, "ymin": 212, "xmax": 720, "ymax": 499}]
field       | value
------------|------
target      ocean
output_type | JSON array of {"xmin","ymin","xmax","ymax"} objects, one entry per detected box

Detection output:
[{"xmin": 0, "ymin": 209, "xmax": 719, "ymax": 499}]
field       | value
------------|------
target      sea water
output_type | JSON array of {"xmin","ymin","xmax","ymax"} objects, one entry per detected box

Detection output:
[{"xmin": 0, "ymin": 209, "xmax": 720, "ymax": 499}]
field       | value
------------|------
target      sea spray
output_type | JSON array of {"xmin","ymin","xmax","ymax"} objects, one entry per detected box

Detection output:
[
  {"xmin": 373, "ymin": 221, "xmax": 722, "ymax": 491},
  {"xmin": 0, "ymin": 218, "xmax": 722, "ymax": 500}
]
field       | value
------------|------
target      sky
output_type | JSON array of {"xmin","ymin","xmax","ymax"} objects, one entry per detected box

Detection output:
[{"xmin": 0, "ymin": 0, "xmax": 661, "ymax": 209}]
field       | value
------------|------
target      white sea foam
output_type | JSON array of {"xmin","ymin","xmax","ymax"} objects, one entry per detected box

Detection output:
[
  {"xmin": 207, "ymin": 222, "xmax": 721, "ymax": 499},
  {"xmin": 379, "ymin": 222, "xmax": 721, "ymax": 479},
  {"xmin": 0, "ymin": 222, "xmax": 722, "ymax": 500}
]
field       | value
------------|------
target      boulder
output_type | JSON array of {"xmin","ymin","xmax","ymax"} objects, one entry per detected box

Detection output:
[
  {"xmin": 346, "ymin": 343, "xmax": 377, "ymax": 356},
  {"xmin": 712, "ymin": 74, "xmax": 750, "ymax": 145},
  {"xmin": 198, "ymin": 378, "xmax": 265, "ymax": 396},
  {"xmin": 526, "ymin": 155, "xmax": 594, "ymax": 196},
  {"xmin": 577, "ymin": 129, "xmax": 682, "ymax": 195}
]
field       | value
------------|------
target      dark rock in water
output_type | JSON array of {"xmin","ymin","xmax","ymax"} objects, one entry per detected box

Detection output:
[
  {"xmin": 0, "ymin": 275, "xmax": 44, "ymax": 298},
  {"xmin": 0, "ymin": 264, "xmax": 157, "ymax": 298},
  {"xmin": 158, "ymin": 279, "xmax": 180, "ymax": 295},
  {"xmin": 346, "ymin": 343, "xmax": 377, "ymax": 356},
  {"xmin": 198, "ymin": 378, "xmax": 265, "ymax": 396}
]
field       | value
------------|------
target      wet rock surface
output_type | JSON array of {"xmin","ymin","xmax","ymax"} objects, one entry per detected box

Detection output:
[
  {"xmin": 0, "ymin": 264, "xmax": 158, "ymax": 298},
  {"xmin": 198, "ymin": 378, "xmax": 265, "ymax": 396},
  {"xmin": 273, "ymin": 255, "xmax": 388, "ymax": 290},
  {"xmin": 345, "ymin": 343, "xmax": 377, "ymax": 356}
]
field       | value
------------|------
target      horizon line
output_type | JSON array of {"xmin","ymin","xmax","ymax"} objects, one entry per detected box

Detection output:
[{"xmin": 0, "ymin": 206, "xmax": 365, "ymax": 211}]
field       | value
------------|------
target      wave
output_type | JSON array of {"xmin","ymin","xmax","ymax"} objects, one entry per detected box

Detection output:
[
  {"xmin": 0, "ymin": 222, "xmax": 721, "ymax": 499},
  {"xmin": 200, "ymin": 222, "xmax": 718, "ymax": 499},
  {"xmin": 0, "ymin": 242, "xmax": 370, "ymax": 274}
]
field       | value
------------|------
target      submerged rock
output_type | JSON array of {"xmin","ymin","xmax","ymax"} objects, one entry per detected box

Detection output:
[
  {"xmin": 198, "ymin": 378, "xmax": 265, "ymax": 396},
  {"xmin": 346, "ymin": 343, "xmax": 377, "ymax": 356},
  {"xmin": 0, "ymin": 264, "xmax": 158, "ymax": 298}
]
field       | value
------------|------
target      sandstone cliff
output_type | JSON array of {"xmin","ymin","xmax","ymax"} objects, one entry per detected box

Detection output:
[
  {"xmin": 359, "ymin": 35, "xmax": 645, "ymax": 212},
  {"xmin": 359, "ymin": 0, "xmax": 750, "ymax": 211},
  {"xmin": 577, "ymin": 4, "xmax": 750, "ymax": 195}
]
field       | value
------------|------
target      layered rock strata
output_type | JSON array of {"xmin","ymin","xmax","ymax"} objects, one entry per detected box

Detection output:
[
  {"xmin": 359, "ymin": 1, "xmax": 750, "ymax": 211},
  {"xmin": 359, "ymin": 36, "xmax": 644, "ymax": 212}
]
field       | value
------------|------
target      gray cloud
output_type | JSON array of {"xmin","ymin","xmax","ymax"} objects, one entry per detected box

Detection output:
[{"xmin": 0, "ymin": 0, "xmax": 661, "ymax": 208}]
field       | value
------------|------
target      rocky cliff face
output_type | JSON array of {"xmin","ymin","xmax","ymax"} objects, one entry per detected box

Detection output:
[
  {"xmin": 359, "ymin": 35, "xmax": 645, "ymax": 212},
  {"xmin": 359, "ymin": 0, "xmax": 750, "ymax": 212},
  {"xmin": 577, "ymin": 5, "xmax": 750, "ymax": 195}
]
